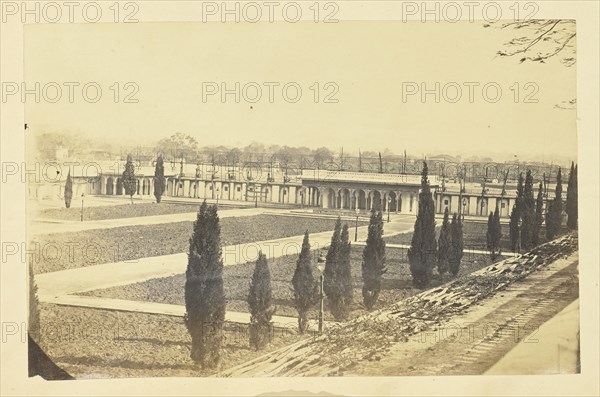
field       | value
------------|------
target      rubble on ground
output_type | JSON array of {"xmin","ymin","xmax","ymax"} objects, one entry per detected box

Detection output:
[{"xmin": 220, "ymin": 233, "xmax": 578, "ymax": 377}]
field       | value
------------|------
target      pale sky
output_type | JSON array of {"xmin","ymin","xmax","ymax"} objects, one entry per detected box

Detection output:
[{"xmin": 24, "ymin": 21, "xmax": 577, "ymax": 160}]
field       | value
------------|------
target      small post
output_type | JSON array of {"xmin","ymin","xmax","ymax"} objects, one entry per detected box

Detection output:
[
  {"xmin": 318, "ymin": 273, "xmax": 324, "ymax": 334},
  {"xmin": 80, "ymin": 193, "xmax": 84, "ymax": 222}
]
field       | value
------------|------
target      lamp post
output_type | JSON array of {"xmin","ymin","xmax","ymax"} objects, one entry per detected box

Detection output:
[
  {"xmin": 317, "ymin": 254, "xmax": 325, "ymax": 334},
  {"xmin": 80, "ymin": 193, "xmax": 85, "ymax": 222},
  {"xmin": 355, "ymin": 207, "xmax": 360, "ymax": 242},
  {"xmin": 387, "ymin": 197, "xmax": 391, "ymax": 223},
  {"xmin": 216, "ymin": 188, "xmax": 220, "ymax": 206}
]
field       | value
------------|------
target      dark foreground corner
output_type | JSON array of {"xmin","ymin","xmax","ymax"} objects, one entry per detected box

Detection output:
[{"xmin": 28, "ymin": 335, "xmax": 74, "ymax": 380}]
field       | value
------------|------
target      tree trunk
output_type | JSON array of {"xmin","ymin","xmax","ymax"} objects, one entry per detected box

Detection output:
[{"xmin": 298, "ymin": 313, "xmax": 308, "ymax": 335}]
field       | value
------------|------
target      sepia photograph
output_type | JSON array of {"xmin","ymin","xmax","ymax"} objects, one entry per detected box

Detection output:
[{"xmin": 1, "ymin": 1, "xmax": 598, "ymax": 396}]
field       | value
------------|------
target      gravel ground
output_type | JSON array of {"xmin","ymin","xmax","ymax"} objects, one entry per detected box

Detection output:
[
  {"xmin": 32, "ymin": 215, "xmax": 358, "ymax": 274},
  {"xmin": 37, "ymin": 203, "xmax": 206, "ymax": 221},
  {"xmin": 81, "ymin": 245, "xmax": 506, "ymax": 321},
  {"xmin": 37, "ymin": 304, "xmax": 306, "ymax": 378}
]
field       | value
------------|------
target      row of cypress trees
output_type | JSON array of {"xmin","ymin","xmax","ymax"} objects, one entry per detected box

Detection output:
[
  {"xmin": 508, "ymin": 163, "xmax": 578, "ymax": 252},
  {"xmin": 408, "ymin": 162, "xmax": 464, "ymax": 289},
  {"xmin": 323, "ymin": 219, "xmax": 353, "ymax": 320},
  {"xmin": 183, "ymin": 201, "xmax": 396, "ymax": 369},
  {"xmin": 291, "ymin": 210, "xmax": 387, "ymax": 328}
]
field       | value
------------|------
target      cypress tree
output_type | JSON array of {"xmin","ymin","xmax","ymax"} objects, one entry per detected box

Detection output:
[
  {"xmin": 361, "ymin": 208, "xmax": 386, "ymax": 310},
  {"xmin": 184, "ymin": 201, "xmax": 226, "ymax": 368},
  {"xmin": 532, "ymin": 182, "xmax": 544, "ymax": 246},
  {"xmin": 324, "ymin": 217, "xmax": 342, "ymax": 319},
  {"xmin": 248, "ymin": 251, "xmax": 275, "ymax": 350},
  {"xmin": 487, "ymin": 206, "xmax": 502, "ymax": 260},
  {"xmin": 520, "ymin": 170, "xmax": 535, "ymax": 250},
  {"xmin": 408, "ymin": 162, "xmax": 437, "ymax": 288},
  {"xmin": 64, "ymin": 170, "xmax": 73, "ymax": 209},
  {"xmin": 509, "ymin": 173, "xmax": 524, "ymax": 252},
  {"xmin": 338, "ymin": 224, "xmax": 353, "ymax": 321},
  {"xmin": 486, "ymin": 211, "xmax": 495, "ymax": 257},
  {"xmin": 437, "ymin": 207, "xmax": 451, "ymax": 282},
  {"xmin": 566, "ymin": 162, "xmax": 578, "ymax": 230},
  {"xmin": 154, "ymin": 154, "xmax": 166, "ymax": 203},
  {"xmin": 449, "ymin": 213, "xmax": 463, "ymax": 276},
  {"xmin": 493, "ymin": 205, "xmax": 502, "ymax": 256},
  {"xmin": 546, "ymin": 168, "xmax": 563, "ymax": 240},
  {"xmin": 292, "ymin": 231, "xmax": 318, "ymax": 334},
  {"xmin": 122, "ymin": 154, "xmax": 137, "ymax": 204}
]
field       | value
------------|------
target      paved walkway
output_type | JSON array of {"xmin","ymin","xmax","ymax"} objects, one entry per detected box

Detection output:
[
  {"xmin": 41, "ymin": 294, "xmax": 326, "ymax": 330},
  {"xmin": 31, "ymin": 207, "xmax": 272, "ymax": 234},
  {"xmin": 32, "ymin": 206, "xmax": 397, "ymax": 234},
  {"xmin": 36, "ymin": 215, "xmax": 415, "ymax": 326}
]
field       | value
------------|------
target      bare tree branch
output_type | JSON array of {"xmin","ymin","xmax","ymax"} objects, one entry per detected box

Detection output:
[{"xmin": 487, "ymin": 19, "xmax": 576, "ymax": 67}]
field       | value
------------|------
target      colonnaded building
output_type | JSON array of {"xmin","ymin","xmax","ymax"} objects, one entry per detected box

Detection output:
[{"xmin": 28, "ymin": 160, "xmax": 562, "ymax": 218}]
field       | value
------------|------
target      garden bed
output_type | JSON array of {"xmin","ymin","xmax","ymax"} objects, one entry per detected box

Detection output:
[
  {"xmin": 36, "ymin": 202, "xmax": 204, "ymax": 222},
  {"xmin": 36, "ymin": 304, "xmax": 304, "ymax": 378},
  {"xmin": 385, "ymin": 221, "xmax": 551, "ymax": 253},
  {"xmin": 32, "ymin": 215, "xmax": 362, "ymax": 274}
]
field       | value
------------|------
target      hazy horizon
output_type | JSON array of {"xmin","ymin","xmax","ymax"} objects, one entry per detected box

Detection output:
[{"xmin": 24, "ymin": 21, "xmax": 577, "ymax": 163}]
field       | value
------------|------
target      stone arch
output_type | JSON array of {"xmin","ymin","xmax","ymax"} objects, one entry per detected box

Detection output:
[
  {"xmin": 296, "ymin": 186, "xmax": 306, "ymax": 205},
  {"xmin": 279, "ymin": 187, "xmax": 288, "ymax": 203},
  {"xmin": 323, "ymin": 188, "xmax": 336, "ymax": 209},
  {"xmin": 357, "ymin": 189, "xmax": 366, "ymax": 210},
  {"xmin": 479, "ymin": 197, "xmax": 488, "ymax": 216},
  {"xmin": 372, "ymin": 190, "xmax": 382, "ymax": 211},
  {"xmin": 313, "ymin": 187, "xmax": 321, "ymax": 207},
  {"xmin": 339, "ymin": 188, "xmax": 351, "ymax": 209},
  {"xmin": 387, "ymin": 191, "xmax": 398, "ymax": 212},
  {"xmin": 397, "ymin": 192, "xmax": 403, "ymax": 212},
  {"xmin": 223, "ymin": 183, "xmax": 230, "ymax": 200},
  {"xmin": 106, "ymin": 176, "xmax": 114, "ymax": 195}
]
